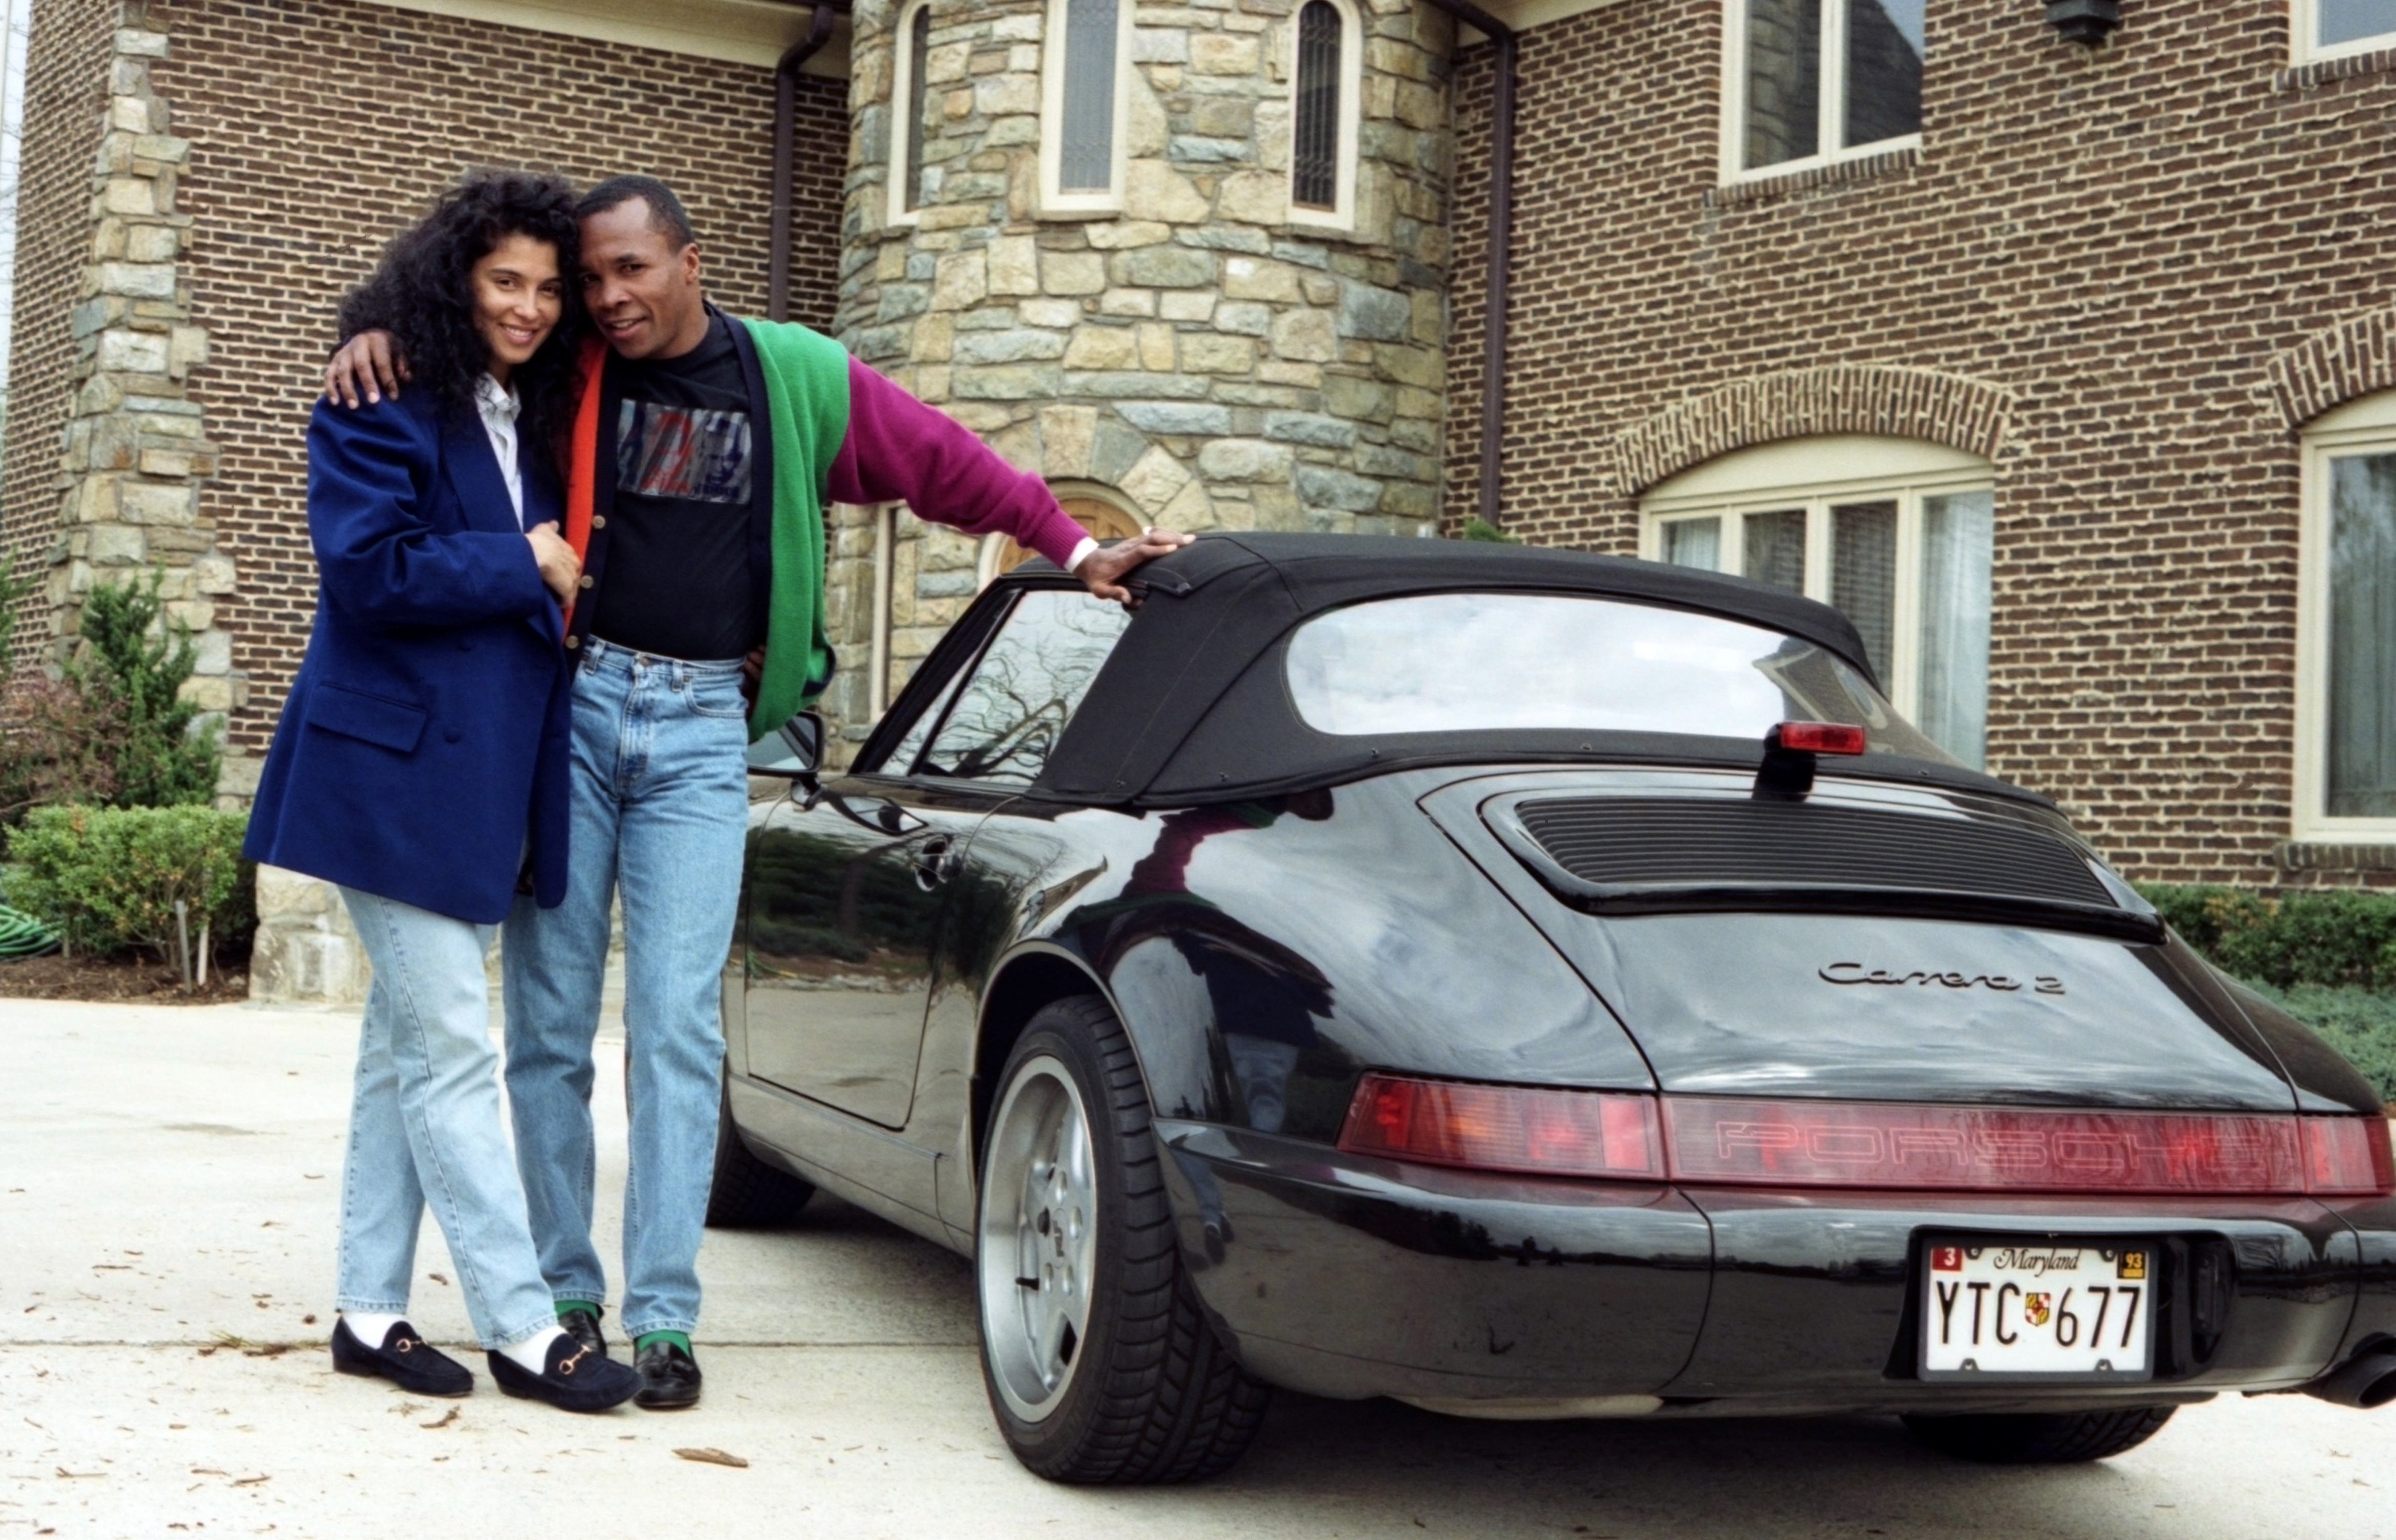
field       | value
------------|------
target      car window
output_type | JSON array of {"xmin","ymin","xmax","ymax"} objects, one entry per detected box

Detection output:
[
  {"xmin": 1284, "ymin": 591, "xmax": 1955, "ymax": 762},
  {"xmin": 876, "ymin": 654, "xmax": 970, "ymax": 776},
  {"xmin": 917, "ymin": 589, "xmax": 1131, "ymax": 784}
]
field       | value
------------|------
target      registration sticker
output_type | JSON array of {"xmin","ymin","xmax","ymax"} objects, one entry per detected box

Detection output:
[{"xmin": 1919, "ymin": 1239, "xmax": 2154, "ymax": 1381}]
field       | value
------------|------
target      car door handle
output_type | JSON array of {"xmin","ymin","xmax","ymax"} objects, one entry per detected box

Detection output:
[{"xmin": 913, "ymin": 835, "xmax": 955, "ymax": 891}]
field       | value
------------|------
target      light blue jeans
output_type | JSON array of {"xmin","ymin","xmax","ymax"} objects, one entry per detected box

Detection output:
[
  {"xmin": 502, "ymin": 638, "xmax": 751, "ymax": 1339},
  {"xmin": 335, "ymin": 886, "xmax": 557, "ymax": 1350}
]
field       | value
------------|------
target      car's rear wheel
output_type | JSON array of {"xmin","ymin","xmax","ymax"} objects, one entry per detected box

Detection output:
[
  {"xmin": 704, "ymin": 1071, "xmax": 816, "ymax": 1228},
  {"xmin": 1901, "ymin": 1406, "xmax": 2176, "ymax": 1463},
  {"xmin": 975, "ymin": 995, "xmax": 1271, "ymax": 1484}
]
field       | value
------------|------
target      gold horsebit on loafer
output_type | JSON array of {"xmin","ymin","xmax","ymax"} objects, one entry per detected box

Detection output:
[{"xmin": 558, "ymin": 1344, "xmax": 590, "ymax": 1377}]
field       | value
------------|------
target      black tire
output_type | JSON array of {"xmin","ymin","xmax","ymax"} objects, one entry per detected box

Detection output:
[
  {"xmin": 1901, "ymin": 1406, "xmax": 2177, "ymax": 1464},
  {"xmin": 976, "ymin": 995, "xmax": 1272, "ymax": 1484},
  {"xmin": 704, "ymin": 1071, "xmax": 816, "ymax": 1228}
]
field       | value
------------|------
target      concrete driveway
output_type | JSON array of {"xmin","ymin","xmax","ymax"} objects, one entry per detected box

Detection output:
[{"xmin": 3, "ymin": 997, "xmax": 2392, "ymax": 1539}]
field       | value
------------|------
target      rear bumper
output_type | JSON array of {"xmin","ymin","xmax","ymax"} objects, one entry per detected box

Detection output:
[{"xmin": 1159, "ymin": 1121, "xmax": 2371, "ymax": 1414}]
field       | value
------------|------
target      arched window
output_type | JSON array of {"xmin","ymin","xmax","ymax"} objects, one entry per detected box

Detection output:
[
  {"xmin": 1288, "ymin": 0, "xmax": 1360, "ymax": 230},
  {"xmin": 1042, "ymin": 0, "xmax": 1131, "ymax": 213},
  {"xmin": 2298, "ymin": 391, "xmax": 2396, "ymax": 839},
  {"xmin": 981, "ymin": 485, "xmax": 1145, "ymax": 586},
  {"xmin": 887, "ymin": 2, "xmax": 934, "ymax": 226},
  {"xmin": 1642, "ymin": 436, "xmax": 1994, "ymax": 766}
]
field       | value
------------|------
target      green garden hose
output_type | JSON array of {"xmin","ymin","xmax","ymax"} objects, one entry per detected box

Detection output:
[{"xmin": 0, "ymin": 903, "xmax": 59, "ymax": 959}]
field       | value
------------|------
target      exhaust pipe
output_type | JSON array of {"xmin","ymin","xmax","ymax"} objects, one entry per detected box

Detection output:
[{"xmin": 2304, "ymin": 1341, "xmax": 2396, "ymax": 1409}]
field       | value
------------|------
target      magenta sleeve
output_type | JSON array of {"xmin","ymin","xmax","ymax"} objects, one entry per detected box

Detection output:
[{"xmin": 827, "ymin": 358, "xmax": 1090, "ymax": 570}]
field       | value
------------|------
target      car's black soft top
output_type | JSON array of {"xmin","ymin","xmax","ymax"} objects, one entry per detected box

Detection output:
[{"xmin": 1001, "ymin": 532, "xmax": 2035, "ymax": 809}]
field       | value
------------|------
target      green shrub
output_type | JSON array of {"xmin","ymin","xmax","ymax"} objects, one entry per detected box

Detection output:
[
  {"xmin": 68, "ymin": 569, "xmax": 221, "ymax": 809},
  {"xmin": 2237, "ymin": 980, "xmax": 2396, "ymax": 1105},
  {"xmin": 1458, "ymin": 517, "xmax": 1518, "ymax": 544},
  {"xmin": 8, "ymin": 804, "xmax": 254, "ymax": 972},
  {"xmin": 2138, "ymin": 882, "xmax": 2396, "ymax": 989}
]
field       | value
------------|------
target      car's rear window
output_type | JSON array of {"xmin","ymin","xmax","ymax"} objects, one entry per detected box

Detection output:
[{"xmin": 1283, "ymin": 592, "xmax": 1955, "ymax": 761}]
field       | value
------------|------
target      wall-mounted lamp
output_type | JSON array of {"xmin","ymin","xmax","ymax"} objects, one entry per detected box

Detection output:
[{"xmin": 2045, "ymin": 0, "xmax": 2122, "ymax": 44}]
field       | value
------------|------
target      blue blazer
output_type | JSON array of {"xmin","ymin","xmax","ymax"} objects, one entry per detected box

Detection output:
[{"xmin": 245, "ymin": 390, "xmax": 572, "ymax": 923}]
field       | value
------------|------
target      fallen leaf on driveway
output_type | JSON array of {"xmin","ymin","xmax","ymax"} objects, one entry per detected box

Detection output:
[
  {"xmin": 241, "ymin": 1343, "xmax": 288, "ymax": 1359},
  {"xmin": 428, "ymin": 1273, "xmax": 449, "ymax": 1285},
  {"xmin": 55, "ymin": 1468, "xmax": 103, "ymax": 1479},
  {"xmin": 231, "ymin": 1474, "xmax": 269, "ymax": 1487},
  {"xmin": 674, "ymin": 1447, "xmax": 748, "ymax": 1468},
  {"xmin": 421, "ymin": 1408, "xmax": 458, "ymax": 1430}
]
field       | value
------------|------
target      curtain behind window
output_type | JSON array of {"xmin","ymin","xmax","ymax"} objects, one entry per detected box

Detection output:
[
  {"xmin": 1059, "ymin": 0, "xmax": 1120, "ymax": 192},
  {"xmin": 903, "ymin": 6, "xmax": 933, "ymax": 211},
  {"xmin": 2329, "ymin": 451, "xmax": 2396, "ymax": 816},
  {"xmin": 1916, "ymin": 489, "xmax": 1994, "ymax": 769}
]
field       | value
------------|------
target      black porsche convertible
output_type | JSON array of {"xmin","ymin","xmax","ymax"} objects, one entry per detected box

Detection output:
[{"xmin": 709, "ymin": 533, "xmax": 2396, "ymax": 1484}]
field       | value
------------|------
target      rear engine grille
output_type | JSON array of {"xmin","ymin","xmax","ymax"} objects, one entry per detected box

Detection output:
[{"xmin": 1511, "ymin": 797, "xmax": 2115, "ymax": 909}]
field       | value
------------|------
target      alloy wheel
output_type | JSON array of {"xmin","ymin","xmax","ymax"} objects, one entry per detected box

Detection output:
[{"xmin": 977, "ymin": 1053, "xmax": 1098, "ymax": 1424}]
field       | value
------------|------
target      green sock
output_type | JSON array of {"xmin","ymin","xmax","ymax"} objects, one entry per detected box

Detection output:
[
  {"xmin": 636, "ymin": 1330, "xmax": 692, "ymax": 1356},
  {"xmin": 557, "ymin": 1301, "xmax": 600, "ymax": 1321}
]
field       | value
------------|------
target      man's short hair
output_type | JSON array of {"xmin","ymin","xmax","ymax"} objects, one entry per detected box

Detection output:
[{"xmin": 577, "ymin": 175, "xmax": 697, "ymax": 249}]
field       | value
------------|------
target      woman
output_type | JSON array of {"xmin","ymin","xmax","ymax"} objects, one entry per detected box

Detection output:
[{"xmin": 245, "ymin": 171, "xmax": 640, "ymax": 1412}]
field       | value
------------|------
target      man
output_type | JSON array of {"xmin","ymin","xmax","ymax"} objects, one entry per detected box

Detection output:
[{"xmin": 326, "ymin": 175, "xmax": 1188, "ymax": 1409}]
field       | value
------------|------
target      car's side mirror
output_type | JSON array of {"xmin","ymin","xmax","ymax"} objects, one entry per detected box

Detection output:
[{"xmin": 747, "ymin": 709, "xmax": 825, "ymax": 793}]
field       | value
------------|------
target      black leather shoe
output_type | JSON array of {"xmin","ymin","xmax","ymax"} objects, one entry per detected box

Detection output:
[
  {"xmin": 633, "ymin": 1339, "xmax": 702, "ymax": 1410},
  {"xmin": 487, "ymin": 1335, "xmax": 640, "ymax": 1413},
  {"xmin": 330, "ymin": 1317, "xmax": 472, "ymax": 1397},
  {"xmin": 558, "ymin": 1307, "xmax": 609, "ymax": 1360}
]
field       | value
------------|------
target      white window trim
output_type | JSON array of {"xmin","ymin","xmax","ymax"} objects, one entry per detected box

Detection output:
[
  {"xmin": 1039, "ymin": 0, "xmax": 1133, "ymax": 217},
  {"xmin": 1641, "ymin": 448, "xmax": 1989, "ymax": 736},
  {"xmin": 1718, "ymin": 0, "xmax": 1923, "ymax": 186},
  {"xmin": 1286, "ymin": 0, "xmax": 1363, "ymax": 233},
  {"xmin": 2292, "ymin": 0, "xmax": 2396, "ymax": 64},
  {"xmin": 2294, "ymin": 392, "xmax": 2396, "ymax": 841},
  {"xmin": 885, "ymin": 0, "xmax": 931, "ymax": 230}
]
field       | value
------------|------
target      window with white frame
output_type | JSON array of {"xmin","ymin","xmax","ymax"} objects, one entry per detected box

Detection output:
[
  {"xmin": 1288, "ymin": 0, "xmax": 1361, "ymax": 229},
  {"xmin": 1642, "ymin": 436, "xmax": 1995, "ymax": 766},
  {"xmin": 1041, "ymin": 0, "xmax": 1131, "ymax": 212},
  {"xmin": 887, "ymin": 1, "xmax": 934, "ymax": 226},
  {"xmin": 1724, "ymin": 0, "xmax": 1923, "ymax": 179},
  {"xmin": 2296, "ymin": 0, "xmax": 2396, "ymax": 62},
  {"xmin": 2297, "ymin": 392, "xmax": 2396, "ymax": 839}
]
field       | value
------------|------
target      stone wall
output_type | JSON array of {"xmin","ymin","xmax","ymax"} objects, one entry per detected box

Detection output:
[{"xmin": 825, "ymin": 0, "xmax": 1458, "ymax": 713}]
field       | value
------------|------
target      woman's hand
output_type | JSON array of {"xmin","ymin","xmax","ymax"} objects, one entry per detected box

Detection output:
[{"xmin": 526, "ymin": 522, "xmax": 582, "ymax": 605}]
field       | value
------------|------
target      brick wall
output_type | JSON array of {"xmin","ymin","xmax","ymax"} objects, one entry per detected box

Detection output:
[
  {"xmin": 2, "ymin": 0, "xmax": 121, "ymax": 670},
  {"xmin": 1445, "ymin": 0, "xmax": 2396, "ymax": 886},
  {"xmin": 141, "ymin": 0, "xmax": 845, "ymax": 754}
]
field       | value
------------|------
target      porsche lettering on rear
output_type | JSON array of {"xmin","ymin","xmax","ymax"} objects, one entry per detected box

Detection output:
[{"xmin": 1819, "ymin": 961, "xmax": 2066, "ymax": 994}]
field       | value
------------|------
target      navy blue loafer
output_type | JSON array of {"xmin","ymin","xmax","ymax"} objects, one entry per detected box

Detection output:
[{"xmin": 330, "ymin": 1317, "xmax": 473, "ymax": 1397}]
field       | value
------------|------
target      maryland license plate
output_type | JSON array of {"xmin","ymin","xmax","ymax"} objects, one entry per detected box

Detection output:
[{"xmin": 1919, "ymin": 1239, "xmax": 2155, "ymax": 1381}]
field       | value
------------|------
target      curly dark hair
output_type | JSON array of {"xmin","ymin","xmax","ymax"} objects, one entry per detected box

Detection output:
[{"xmin": 338, "ymin": 169, "xmax": 586, "ymax": 455}]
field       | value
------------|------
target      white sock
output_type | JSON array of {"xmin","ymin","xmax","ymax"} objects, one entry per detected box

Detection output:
[
  {"xmin": 342, "ymin": 1311, "xmax": 406, "ymax": 1350},
  {"xmin": 497, "ymin": 1323, "xmax": 568, "ymax": 1373}
]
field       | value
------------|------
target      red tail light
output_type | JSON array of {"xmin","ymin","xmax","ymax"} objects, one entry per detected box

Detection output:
[
  {"xmin": 1339, "ymin": 1078, "xmax": 2394, "ymax": 1198},
  {"xmin": 1663, "ymin": 1098, "xmax": 2396, "ymax": 1197},
  {"xmin": 1338, "ymin": 1074, "xmax": 1663, "ymax": 1180},
  {"xmin": 2303, "ymin": 1115, "xmax": 2396, "ymax": 1196},
  {"xmin": 1772, "ymin": 721, "xmax": 1867, "ymax": 755}
]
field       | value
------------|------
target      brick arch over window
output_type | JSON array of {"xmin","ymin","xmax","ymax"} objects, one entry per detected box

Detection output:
[
  {"xmin": 1611, "ymin": 366, "xmax": 2013, "ymax": 497},
  {"xmin": 2267, "ymin": 308, "xmax": 2396, "ymax": 431}
]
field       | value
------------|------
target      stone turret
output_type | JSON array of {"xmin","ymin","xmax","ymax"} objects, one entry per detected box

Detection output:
[{"xmin": 825, "ymin": 0, "xmax": 1456, "ymax": 719}]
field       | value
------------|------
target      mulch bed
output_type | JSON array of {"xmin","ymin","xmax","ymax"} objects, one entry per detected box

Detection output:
[{"xmin": 0, "ymin": 952, "xmax": 249, "ymax": 1003}]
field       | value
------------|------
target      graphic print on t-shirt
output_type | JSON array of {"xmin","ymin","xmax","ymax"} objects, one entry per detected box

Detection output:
[{"xmin": 617, "ymin": 400, "xmax": 752, "ymax": 504}]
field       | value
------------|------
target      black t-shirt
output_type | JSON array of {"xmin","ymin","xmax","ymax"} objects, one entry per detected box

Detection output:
[{"xmin": 586, "ymin": 314, "xmax": 758, "ymax": 661}]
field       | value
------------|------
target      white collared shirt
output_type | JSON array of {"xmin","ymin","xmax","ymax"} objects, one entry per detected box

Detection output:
[{"xmin": 474, "ymin": 372, "xmax": 524, "ymax": 526}]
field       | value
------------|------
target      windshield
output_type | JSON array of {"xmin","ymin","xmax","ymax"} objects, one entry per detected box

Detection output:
[{"xmin": 1283, "ymin": 592, "xmax": 1956, "ymax": 762}]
